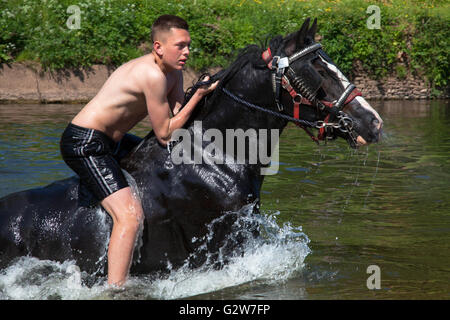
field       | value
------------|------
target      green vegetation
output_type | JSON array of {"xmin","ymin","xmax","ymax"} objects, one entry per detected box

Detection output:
[{"xmin": 0, "ymin": 0, "xmax": 448, "ymax": 88}]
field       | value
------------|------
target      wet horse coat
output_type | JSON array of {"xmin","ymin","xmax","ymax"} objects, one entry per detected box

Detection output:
[{"xmin": 0, "ymin": 19, "xmax": 382, "ymax": 276}]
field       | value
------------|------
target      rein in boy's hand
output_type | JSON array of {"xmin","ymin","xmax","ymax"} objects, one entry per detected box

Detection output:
[{"xmin": 196, "ymin": 76, "xmax": 219, "ymax": 97}]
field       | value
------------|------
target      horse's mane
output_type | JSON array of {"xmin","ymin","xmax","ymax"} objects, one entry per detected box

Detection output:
[{"xmin": 214, "ymin": 34, "xmax": 285, "ymax": 88}]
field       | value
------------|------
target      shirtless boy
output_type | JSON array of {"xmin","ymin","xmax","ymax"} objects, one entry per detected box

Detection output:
[{"xmin": 60, "ymin": 15, "xmax": 218, "ymax": 286}]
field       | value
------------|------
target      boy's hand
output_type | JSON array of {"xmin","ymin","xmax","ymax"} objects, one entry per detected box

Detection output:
[{"xmin": 196, "ymin": 76, "xmax": 219, "ymax": 97}]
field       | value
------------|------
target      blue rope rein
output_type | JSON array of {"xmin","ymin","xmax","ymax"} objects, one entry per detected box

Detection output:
[
  {"xmin": 185, "ymin": 77, "xmax": 320, "ymax": 129},
  {"xmin": 221, "ymin": 87, "xmax": 319, "ymax": 128}
]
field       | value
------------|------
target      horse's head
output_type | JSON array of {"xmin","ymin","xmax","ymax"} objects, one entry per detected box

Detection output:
[{"xmin": 265, "ymin": 18, "xmax": 383, "ymax": 147}]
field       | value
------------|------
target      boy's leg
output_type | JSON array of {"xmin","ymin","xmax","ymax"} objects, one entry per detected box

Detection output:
[
  {"xmin": 60, "ymin": 124, "xmax": 144, "ymax": 285},
  {"xmin": 100, "ymin": 186, "xmax": 144, "ymax": 286}
]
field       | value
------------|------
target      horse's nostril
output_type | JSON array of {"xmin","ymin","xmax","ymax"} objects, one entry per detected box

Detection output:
[{"xmin": 372, "ymin": 118, "xmax": 383, "ymax": 130}]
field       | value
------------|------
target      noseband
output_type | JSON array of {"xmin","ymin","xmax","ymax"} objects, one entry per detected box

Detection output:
[{"xmin": 261, "ymin": 42, "xmax": 362, "ymax": 143}]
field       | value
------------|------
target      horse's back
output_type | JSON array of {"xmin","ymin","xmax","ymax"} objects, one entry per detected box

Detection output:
[{"xmin": 0, "ymin": 177, "xmax": 100, "ymax": 269}]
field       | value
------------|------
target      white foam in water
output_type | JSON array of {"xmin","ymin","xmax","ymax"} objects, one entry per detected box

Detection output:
[
  {"xmin": 0, "ymin": 204, "xmax": 310, "ymax": 300},
  {"xmin": 0, "ymin": 257, "xmax": 106, "ymax": 300},
  {"xmin": 149, "ymin": 221, "xmax": 310, "ymax": 300}
]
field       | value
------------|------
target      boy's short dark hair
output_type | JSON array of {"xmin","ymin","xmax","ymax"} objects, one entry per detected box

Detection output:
[{"xmin": 151, "ymin": 15, "xmax": 189, "ymax": 43}]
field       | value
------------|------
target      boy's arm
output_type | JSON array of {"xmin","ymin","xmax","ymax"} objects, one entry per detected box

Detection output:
[
  {"xmin": 167, "ymin": 71, "xmax": 185, "ymax": 116},
  {"xmin": 143, "ymin": 71, "xmax": 217, "ymax": 146}
]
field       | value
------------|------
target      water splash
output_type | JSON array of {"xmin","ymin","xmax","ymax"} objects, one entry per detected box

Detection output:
[
  {"xmin": 147, "ymin": 206, "xmax": 311, "ymax": 299},
  {"xmin": 0, "ymin": 204, "xmax": 310, "ymax": 300},
  {"xmin": 0, "ymin": 257, "xmax": 104, "ymax": 300}
]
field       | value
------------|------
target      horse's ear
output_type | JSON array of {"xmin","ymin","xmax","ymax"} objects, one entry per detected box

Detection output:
[
  {"xmin": 308, "ymin": 18, "xmax": 318, "ymax": 41},
  {"xmin": 298, "ymin": 17, "xmax": 311, "ymax": 42},
  {"xmin": 284, "ymin": 17, "xmax": 310, "ymax": 56}
]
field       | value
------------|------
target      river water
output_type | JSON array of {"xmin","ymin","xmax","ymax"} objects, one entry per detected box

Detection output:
[{"xmin": 0, "ymin": 100, "xmax": 448, "ymax": 300}]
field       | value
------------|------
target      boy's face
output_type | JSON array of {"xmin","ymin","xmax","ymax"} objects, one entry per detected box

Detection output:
[{"xmin": 157, "ymin": 28, "xmax": 191, "ymax": 71}]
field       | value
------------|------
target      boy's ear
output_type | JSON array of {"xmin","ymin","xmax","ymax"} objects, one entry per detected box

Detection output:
[{"xmin": 153, "ymin": 41, "xmax": 164, "ymax": 56}]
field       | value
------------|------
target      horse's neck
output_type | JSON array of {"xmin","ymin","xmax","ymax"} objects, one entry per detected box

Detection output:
[{"xmin": 175, "ymin": 67, "xmax": 286, "ymax": 168}]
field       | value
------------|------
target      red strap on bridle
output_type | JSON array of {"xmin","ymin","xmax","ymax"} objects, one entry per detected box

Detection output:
[
  {"xmin": 318, "ymin": 114, "xmax": 330, "ymax": 140},
  {"xmin": 262, "ymin": 47, "xmax": 273, "ymax": 69},
  {"xmin": 344, "ymin": 87, "xmax": 362, "ymax": 105}
]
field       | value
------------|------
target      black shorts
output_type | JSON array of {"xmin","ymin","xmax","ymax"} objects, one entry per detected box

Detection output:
[{"xmin": 60, "ymin": 123, "xmax": 129, "ymax": 203}]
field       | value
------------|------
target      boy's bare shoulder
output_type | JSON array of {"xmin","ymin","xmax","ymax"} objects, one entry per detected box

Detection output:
[{"xmin": 121, "ymin": 54, "xmax": 165, "ymax": 92}]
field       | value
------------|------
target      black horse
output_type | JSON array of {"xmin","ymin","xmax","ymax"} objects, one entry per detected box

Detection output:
[{"xmin": 0, "ymin": 19, "xmax": 382, "ymax": 277}]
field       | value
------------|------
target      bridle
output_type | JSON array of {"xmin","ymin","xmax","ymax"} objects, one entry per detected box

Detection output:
[
  {"xmin": 261, "ymin": 42, "xmax": 362, "ymax": 144},
  {"xmin": 182, "ymin": 42, "xmax": 364, "ymax": 146}
]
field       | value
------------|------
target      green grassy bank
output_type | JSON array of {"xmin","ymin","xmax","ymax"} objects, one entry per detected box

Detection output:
[{"xmin": 1, "ymin": 0, "xmax": 448, "ymax": 90}]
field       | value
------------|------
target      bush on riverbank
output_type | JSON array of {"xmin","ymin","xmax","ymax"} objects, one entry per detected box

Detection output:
[{"xmin": 0, "ymin": 0, "xmax": 448, "ymax": 90}]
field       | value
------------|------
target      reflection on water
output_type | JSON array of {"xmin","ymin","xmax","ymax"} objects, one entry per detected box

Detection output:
[
  {"xmin": 0, "ymin": 100, "xmax": 449, "ymax": 299},
  {"xmin": 261, "ymin": 99, "xmax": 450, "ymax": 299}
]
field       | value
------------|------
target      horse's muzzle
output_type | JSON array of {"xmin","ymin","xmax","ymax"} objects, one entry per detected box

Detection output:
[{"xmin": 356, "ymin": 118, "xmax": 383, "ymax": 147}]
